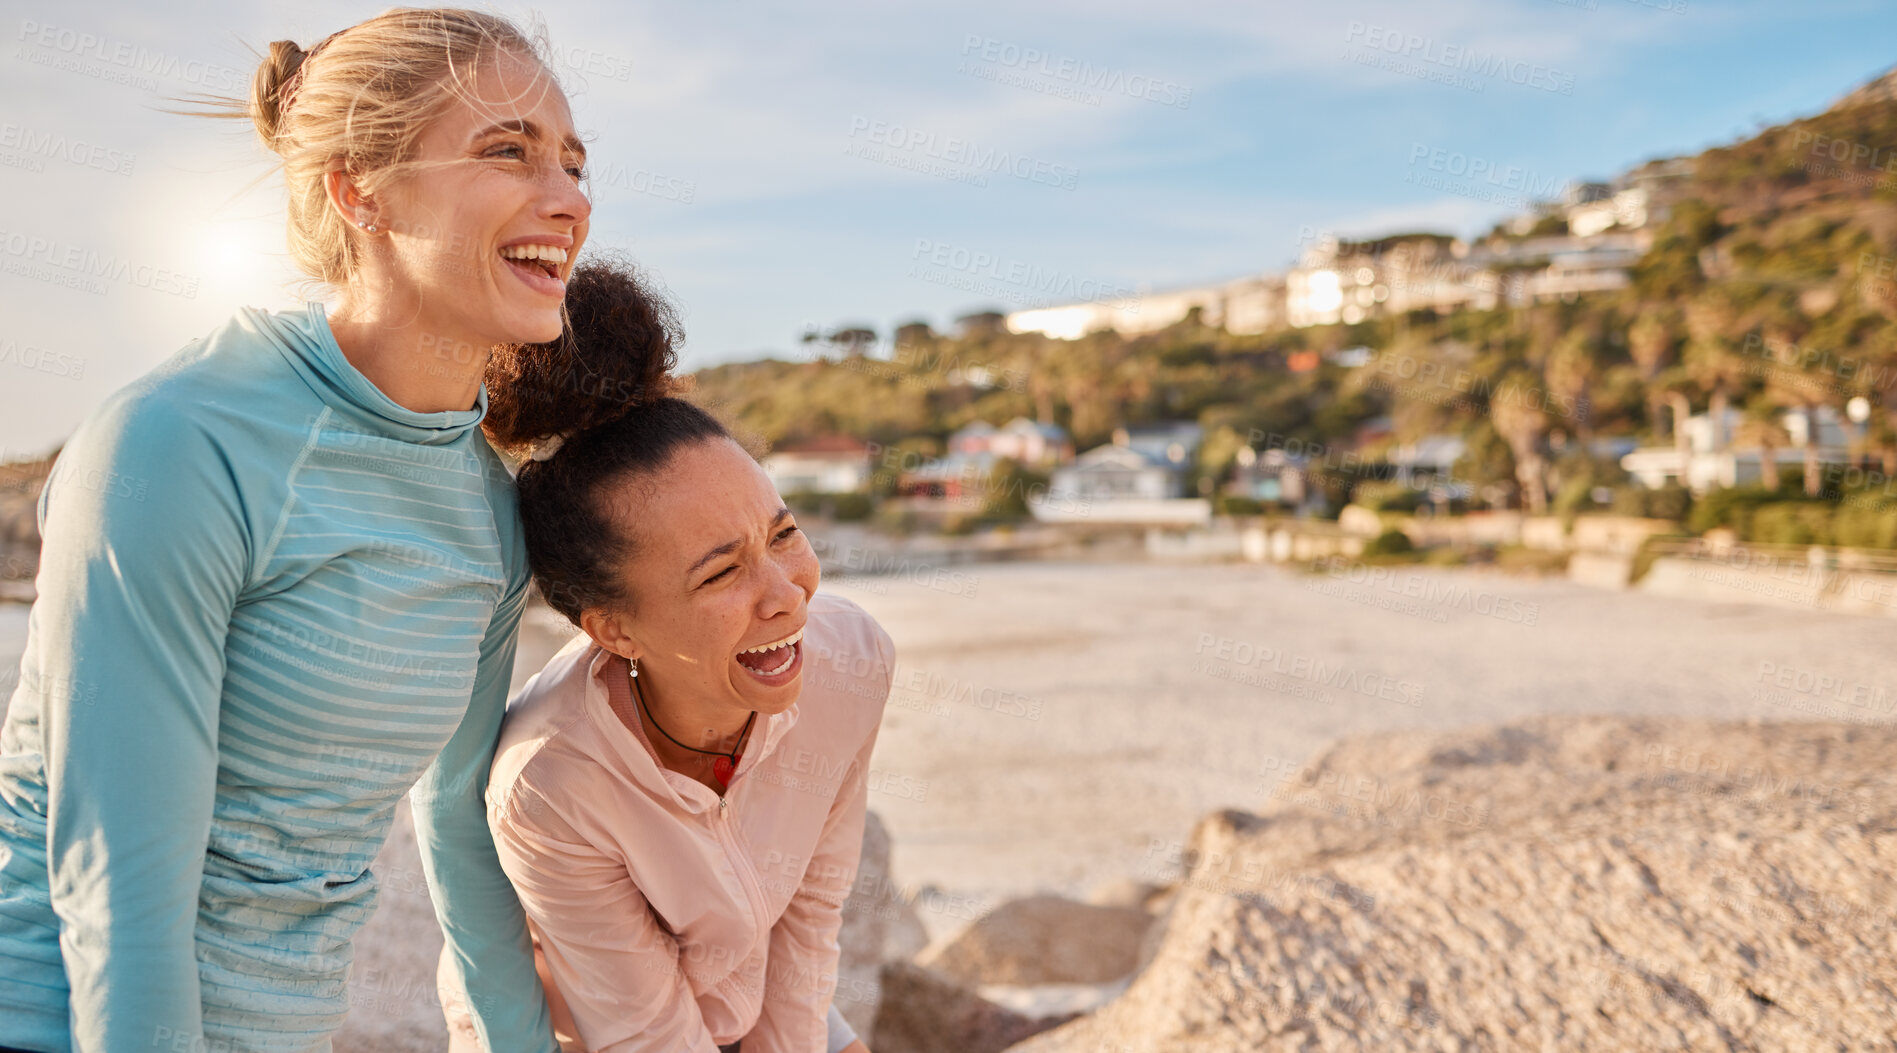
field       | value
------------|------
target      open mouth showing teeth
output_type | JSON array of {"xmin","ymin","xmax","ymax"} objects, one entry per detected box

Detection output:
[
  {"xmin": 499, "ymin": 243, "xmax": 567, "ymax": 281},
  {"xmin": 735, "ymin": 629, "xmax": 803, "ymax": 678}
]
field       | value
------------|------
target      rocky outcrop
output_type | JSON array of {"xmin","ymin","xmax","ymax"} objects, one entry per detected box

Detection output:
[
  {"xmin": 0, "ymin": 454, "xmax": 49, "ymax": 586},
  {"xmin": 871, "ymin": 961, "xmax": 1080, "ymax": 1053},
  {"xmin": 919, "ymin": 894, "xmax": 1152, "ymax": 986},
  {"xmin": 1009, "ymin": 715, "xmax": 1897, "ymax": 1052},
  {"xmin": 835, "ymin": 810, "xmax": 929, "ymax": 1036}
]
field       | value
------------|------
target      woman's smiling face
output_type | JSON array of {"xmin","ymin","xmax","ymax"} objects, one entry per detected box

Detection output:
[
  {"xmin": 587, "ymin": 437, "xmax": 822, "ymax": 721},
  {"xmin": 364, "ymin": 48, "xmax": 591, "ymax": 347}
]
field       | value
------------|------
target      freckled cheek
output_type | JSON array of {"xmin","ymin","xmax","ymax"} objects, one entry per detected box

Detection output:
[
  {"xmin": 792, "ymin": 550, "xmax": 821, "ymax": 593},
  {"xmin": 711, "ymin": 606, "xmax": 751, "ymax": 668}
]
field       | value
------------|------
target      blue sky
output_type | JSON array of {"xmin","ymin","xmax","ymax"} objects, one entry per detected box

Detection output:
[{"xmin": 1, "ymin": 0, "xmax": 1893, "ymax": 455}]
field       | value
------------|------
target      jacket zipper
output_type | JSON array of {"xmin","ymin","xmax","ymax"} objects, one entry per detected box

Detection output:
[{"xmin": 713, "ymin": 790, "xmax": 770, "ymax": 947}]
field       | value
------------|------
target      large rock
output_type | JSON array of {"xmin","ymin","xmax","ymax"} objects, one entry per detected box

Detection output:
[
  {"xmin": 835, "ymin": 810, "xmax": 929, "ymax": 1035},
  {"xmin": 1008, "ymin": 715, "xmax": 1897, "ymax": 1052},
  {"xmin": 871, "ymin": 961, "xmax": 1079, "ymax": 1053},
  {"xmin": 919, "ymin": 894, "xmax": 1152, "ymax": 986}
]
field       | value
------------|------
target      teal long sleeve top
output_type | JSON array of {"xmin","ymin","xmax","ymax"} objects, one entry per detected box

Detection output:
[{"xmin": 0, "ymin": 303, "xmax": 558, "ymax": 1053}]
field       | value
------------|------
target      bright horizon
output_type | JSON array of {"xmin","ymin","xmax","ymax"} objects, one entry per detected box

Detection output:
[{"xmin": 2, "ymin": 0, "xmax": 1894, "ymax": 456}]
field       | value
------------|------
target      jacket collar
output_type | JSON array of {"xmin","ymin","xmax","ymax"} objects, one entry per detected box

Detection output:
[{"xmin": 580, "ymin": 643, "xmax": 800, "ymax": 812}]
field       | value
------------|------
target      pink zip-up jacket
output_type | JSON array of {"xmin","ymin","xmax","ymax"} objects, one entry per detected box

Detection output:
[{"xmin": 440, "ymin": 591, "xmax": 894, "ymax": 1052}]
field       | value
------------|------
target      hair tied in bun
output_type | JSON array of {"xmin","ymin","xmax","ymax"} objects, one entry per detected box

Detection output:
[{"xmin": 277, "ymin": 30, "xmax": 342, "ymax": 114}]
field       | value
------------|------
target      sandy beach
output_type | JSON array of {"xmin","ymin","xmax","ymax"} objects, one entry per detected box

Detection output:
[
  {"xmin": 3, "ymin": 556, "xmax": 1894, "ymax": 1046},
  {"xmin": 809, "ymin": 558, "xmax": 1893, "ymax": 934}
]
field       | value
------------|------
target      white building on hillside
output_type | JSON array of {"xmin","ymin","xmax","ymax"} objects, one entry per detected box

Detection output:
[
  {"xmin": 1620, "ymin": 406, "xmax": 1852, "ymax": 492},
  {"xmin": 1006, "ymin": 273, "xmax": 1286, "ymax": 340}
]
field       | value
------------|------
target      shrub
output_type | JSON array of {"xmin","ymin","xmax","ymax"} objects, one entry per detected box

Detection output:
[
  {"xmin": 784, "ymin": 490, "xmax": 826, "ymax": 516},
  {"xmin": 831, "ymin": 492, "xmax": 874, "ymax": 521},
  {"xmin": 1749, "ymin": 502, "xmax": 1833, "ymax": 546},
  {"xmin": 1610, "ymin": 483, "xmax": 1691, "ymax": 521},
  {"xmin": 1363, "ymin": 528, "xmax": 1416, "ymax": 557},
  {"xmin": 1351, "ymin": 479, "xmax": 1428, "ymax": 513}
]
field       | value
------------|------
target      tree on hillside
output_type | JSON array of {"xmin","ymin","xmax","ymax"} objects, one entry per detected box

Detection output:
[
  {"xmin": 1733, "ymin": 394, "xmax": 1790, "ymax": 491},
  {"xmin": 1490, "ymin": 370, "xmax": 1554, "ymax": 515},
  {"xmin": 1628, "ymin": 308, "xmax": 1681, "ymax": 440}
]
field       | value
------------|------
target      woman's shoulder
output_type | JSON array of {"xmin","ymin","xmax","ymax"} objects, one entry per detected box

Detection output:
[
  {"xmin": 66, "ymin": 306, "xmax": 323, "ymax": 468},
  {"xmin": 490, "ymin": 630, "xmax": 605, "ymax": 804},
  {"xmin": 39, "ymin": 307, "xmax": 329, "ymax": 550}
]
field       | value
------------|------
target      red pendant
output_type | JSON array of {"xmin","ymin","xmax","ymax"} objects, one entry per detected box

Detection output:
[{"xmin": 712, "ymin": 755, "xmax": 735, "ymax": 789}]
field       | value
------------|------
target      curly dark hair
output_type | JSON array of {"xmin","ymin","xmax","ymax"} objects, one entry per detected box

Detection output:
[{"xmin": 484, "ymin": 253, "xmax": 731, "ymax": 623}]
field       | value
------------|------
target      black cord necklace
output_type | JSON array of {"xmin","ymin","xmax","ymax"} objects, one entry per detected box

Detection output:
[{"xmin": 630, "ymin": 663, "xmax": 755, "ymax": 790}]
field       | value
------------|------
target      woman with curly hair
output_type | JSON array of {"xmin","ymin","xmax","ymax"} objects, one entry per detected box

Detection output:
[{"xmin": 444, "ymin": 258, "xmax": 889, "ymax": 1053}]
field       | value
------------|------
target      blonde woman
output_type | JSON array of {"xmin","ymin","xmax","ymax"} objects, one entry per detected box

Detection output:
[
  {"xmin": 441, "ymin": 260, "xmax": 888, "ymax": 1052},
  {"xmin": 0, "ymin": 9, "xmax": 586, "ymax": 1051}
]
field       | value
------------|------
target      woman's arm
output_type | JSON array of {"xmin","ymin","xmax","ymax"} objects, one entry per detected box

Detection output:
[
  {"xmin": 742, "ymin": 723, "xmax": 881, "ymax": 1053},
  {"xmin": 481, "ymin": 782, "xmax": 723, "ymax": 1053},
  {"xmin": 36, "ymin": 397, "xmax": 247, "ymax": 1051},
  {"xmin": 746, "ymin": 619, "xmax": 895, "ymax": 1053},
  {"xmin": 411, "ymin": 573, "xmax": 560, "ymax": 1053}
]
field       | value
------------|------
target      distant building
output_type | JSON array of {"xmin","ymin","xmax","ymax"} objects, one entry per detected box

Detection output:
[
  {"xmin": 1004, "ymin": 158, "xmax": 1690, "ymax": 343},
  {"xmin": 1287, "ymin": 233, "xmax": 1494, "ymax": 327},
  {"xmin": 895, "ymin": 451, "xmax": 996, "ymax": 501},
  {"xmin": 1113, "ymin": 421, "xmax": 1203, "ymax": 469},
  {"xmin": 1566, "ymin": 186, "xmax": 1651, "ymax": 237},
  {"xmin": 1005, "ymin": 273, "xmax": 1287, "ymax": 341},
  {"xmin": 1046, "ymin": 445, "xmax": 1185, "ymax": 501},
  {"xmin": 1227, "ymin": 446, "xmax": 1308, "ymax": 505},
  {"xmin": 1386, "ymin": 434, "xmax": 1472, "ymax": 500},
  {"xmin": 948, "ymin": 417, "xmax": 1074, "ymax": 467},
  {"xmin": 1045, "ymin": 421, "xmax": 1204, "ymax": 504},
  {"xmin": 1476, "ymin": 231, "xmax": 1649, "ymax": 304},
  {"xmin": 1620, "ymin": 406, "xmax": 1852, "ymax": 492},
  {"xmin": 762, "ymin": 436, "xmax": 873, "ymax": 494},
  {"xmin": 894, "ymin": 417, "xmax": 1077, "ymax": 503}
]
